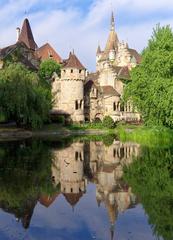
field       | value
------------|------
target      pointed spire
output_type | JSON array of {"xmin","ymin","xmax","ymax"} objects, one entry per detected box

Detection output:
[
  {"xmin": 111, "ymin": 11, "xmax": 115, "ymax": 31},
  {"xmin": 97, "ymin": 44, "xmax": 101, "ymax": 54},
  {"xmin": 104, "ymin": 11, "xmax": 119, "ymax": 52},
  {"xmin": 18, "ymin": 18, "xmax": 38, "ymax": 51}
]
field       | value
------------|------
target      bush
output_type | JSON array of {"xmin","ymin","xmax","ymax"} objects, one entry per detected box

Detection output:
[{"xmin": 102, "ymin": 116, "xmax": 115, "ymax": 129}]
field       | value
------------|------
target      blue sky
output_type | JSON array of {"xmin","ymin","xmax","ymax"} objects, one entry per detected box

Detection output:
[{"xmin": 0, "ymin": 0, "xmax": 173, "ymax": 71}]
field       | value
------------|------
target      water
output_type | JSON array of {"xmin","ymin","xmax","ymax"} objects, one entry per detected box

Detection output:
[{"xmin": 0, "ymin": 136, "xmax": 172, "ymax": 240}]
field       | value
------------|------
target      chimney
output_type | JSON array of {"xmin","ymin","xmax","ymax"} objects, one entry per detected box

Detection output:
[{"xmin": 16, "ymin": 27, "xmax": 20, "ymax": 42}]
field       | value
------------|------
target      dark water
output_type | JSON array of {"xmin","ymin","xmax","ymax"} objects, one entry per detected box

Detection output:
[{"xmin": 0, "ymin": 136, "xmax": 172, "ymax": 240}]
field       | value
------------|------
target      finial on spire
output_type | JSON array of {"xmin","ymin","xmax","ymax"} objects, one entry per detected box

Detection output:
[{"xmin": 111, "ymin": 11, "xmax": 115, "ymax": 31}]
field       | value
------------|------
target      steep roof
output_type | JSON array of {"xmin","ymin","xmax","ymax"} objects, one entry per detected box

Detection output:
[
  {"xmin": 101, "ymin": 86, "xmax": 120, "ymax": 97},
  {"xmin": 63, "ymin": 52, "xmax": 85, "ymax": 69},
  {"xmin": 113, "ymin": 66, "xmax": 130, "ymax": 79},
  {"xmin": 105, "ymin": 30, "xmax": 119, "ymax": 52},
  {"xmin": 18, "ymin": 18, "xmax": 38, "ymax": 51},
  {"xmin": 63, "ymin": 193, "xmax": 83, "ymax": 206},
  {"xmin": 36, "ymin": 43, "xmax": 62, "ymax": 63},
  {"xmin": 104, "ymin": 12, "xmax": 119, "ymax": 52},
  {"xmin": 97, "ymin": 45, "xmax": 102, "ymax": 54},
  {"xmin": 128, "ymin": 48, "xmax": 141, "ymax": 64},
  {"xmin": 0, "ymin": 42, "xmax": 39, "ymax": 70}
]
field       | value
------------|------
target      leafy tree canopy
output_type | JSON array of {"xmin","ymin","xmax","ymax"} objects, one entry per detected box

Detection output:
[
  {"xmin": 38, "ymin": 59, "xmax": 61, "ymax": 86},
  {"xmin": 0, "ymin": 63, "xmax": 52, "ymax": 129},
  {"xmin": 124, "ymin": 25, "xmax": 173, "ymax": 128}
]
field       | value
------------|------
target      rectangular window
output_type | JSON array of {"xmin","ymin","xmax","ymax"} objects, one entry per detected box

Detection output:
[{"xmin": 75, "ymin": 100, "xmax": 78, "ymax": 110}]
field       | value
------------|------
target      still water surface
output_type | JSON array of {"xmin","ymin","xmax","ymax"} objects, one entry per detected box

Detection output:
[{"xmin": 0, "ymin": 137, "xmax": 172, "ymax": 240}]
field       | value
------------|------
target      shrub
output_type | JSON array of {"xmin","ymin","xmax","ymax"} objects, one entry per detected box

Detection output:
[{"xmin": 102, "ymin": 116, "xmax": 115, "ymax": 129}]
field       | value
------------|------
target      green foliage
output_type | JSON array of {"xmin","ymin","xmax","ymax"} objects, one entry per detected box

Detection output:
[
  {"xmin": 117, "ymin": 124, "xmax": 173, "ymax": 147},
  {"xmin": 102, "ymin": 116, "xmax": 115, "ymax": 129},
  {"xmin": 38, "ymin": 59, "xmax": 61, "ymax": 85},
  {"xmin": 124, "ymin": 25, "xmax": 173, "ymax": 128},
  {"xmin": 0, "ymin": 63, "xmax": 52, "ymax": 129},
  {"xmin": 124, "ymin": 146, "xmax": 173, "ymax": 240},
  {"xmin": 0, "ymin": 140, "xmax": 56, "ymax": 208}
]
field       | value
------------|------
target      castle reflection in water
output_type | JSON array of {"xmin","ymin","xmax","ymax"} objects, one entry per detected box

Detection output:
[
  {"xmin": 0, "ymin": 139, "xmax": 140, "ymax": 238},
  {"xmin": 50, "ymin": 140, "xmax": 140, "ymax": 238}
]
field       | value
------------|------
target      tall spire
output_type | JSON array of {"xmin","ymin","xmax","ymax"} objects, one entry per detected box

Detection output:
[
  {"xmin": 104, "ymin": 11, "xmax": 119, "ymax": 52},
  {"xmin": 18, "ymin": 18, "xmax": 38, "ymax": 51},
  {"xmin": 111, "ymin": 11, "xmax": 115, "ymax": 31}
]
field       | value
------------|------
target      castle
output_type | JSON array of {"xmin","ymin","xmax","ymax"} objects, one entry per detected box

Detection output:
[{"xmin": 0, "ymin": 12, "xmax": 141, "ymax": 123}]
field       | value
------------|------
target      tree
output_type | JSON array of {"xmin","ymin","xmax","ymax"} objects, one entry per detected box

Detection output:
[
  {"xmin": 124, "ymin": 146, "xmax": 173, "ymax": 240},
  {"xmin": 102, "ymin": 116, "xmax": 115, "ymax": 129},
  {"xmin": 38, "ymin": 59, "xmax": 61, "ymax": 86},
  {"xmin": 0, "ymin": 63, "xmax": 52, "ymax": 129},
  {"xmin": 124, "ymin": 25, "xmax": 173, "ymax": 128}
]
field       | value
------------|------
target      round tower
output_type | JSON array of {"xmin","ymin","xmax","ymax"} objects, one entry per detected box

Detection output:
[{"xmin": 60, "ymin": 51, "xmax": 86, "ymax": 122}]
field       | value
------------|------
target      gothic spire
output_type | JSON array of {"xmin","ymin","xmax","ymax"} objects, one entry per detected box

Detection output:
[
  {"xmin": 104, "ymin": 11, "xmax": 119, "ymax": 52},
  {"xmin": 111, "ymin": 11, "xmax": 115, "ymax": 31}
]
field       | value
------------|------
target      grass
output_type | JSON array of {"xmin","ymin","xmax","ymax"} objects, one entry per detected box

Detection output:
[{"xmin": 117, "ymin": 123, "xmax": 173, "ymax": 147}]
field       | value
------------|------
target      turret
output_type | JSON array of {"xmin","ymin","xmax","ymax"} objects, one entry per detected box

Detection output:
[{"xmin": 60, "ymin": 51, "xmax": 86, "ymax": 122}]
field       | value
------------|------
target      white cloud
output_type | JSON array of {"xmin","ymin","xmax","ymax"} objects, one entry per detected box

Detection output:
[{"xmin": 0, "ymin": 0, "xmax": 173, "ymax": 71}]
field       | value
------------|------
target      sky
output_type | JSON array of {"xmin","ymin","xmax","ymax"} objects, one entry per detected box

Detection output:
[{"xmin": 0, "ymin": 0, "xmax": 173, "ymax": 71}]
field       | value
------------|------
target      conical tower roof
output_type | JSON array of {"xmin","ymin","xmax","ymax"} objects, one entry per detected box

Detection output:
[
  {"xmin": 104, "ymin": 12, "xmax": 119, "ymax": 52},
  {"xmin": 63, "ymin": 51, "xmax": 85, "ymax": 70},
  {"xmin": 18, "ymin": 18, "xmax": 38, "ymax": 51}
]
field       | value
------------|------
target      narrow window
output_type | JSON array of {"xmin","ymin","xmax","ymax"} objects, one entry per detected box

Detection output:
[
  {"xmin": 71, "ymin": 69, "xmax": 73, "ymax": 73},
  {"xmin": 79, "ymin": 69, "xmax": 82, "ymax": 73},
  {"xmin": 71, "ymin": 188, "xmax": 73, "ymax": 193},
  {"xmin": 113, "ymin": 102, "xmax": 116, "ymax": 111},
  {"xmin": 75, "ymin": 151, "xmax": 78, "ymax": 160},
  {"xmin": 113, "ymin": 149, "xmax": 116, "ymax": 158},
  {"xmin": 75, "ymin": 100, "xmax": 78, "ymax": 110},
  {"xmin": 80, "ymin": 100, "xmax": 83, "ymax": 109}
]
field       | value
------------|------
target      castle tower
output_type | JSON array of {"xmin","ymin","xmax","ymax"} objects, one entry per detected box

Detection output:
[
  {"xmin": 60, "ymin": 51, "xmax": 86, "ymax": 122},
  {"xmin": 96, "ymin": 12, "xmax": 119, "ymax": 72},
  {"xmin": 18, "ymin": 18, "xmax": 38, "ymax": 51},
  {"xmin": 59, "ymin": 142, "xmax": 86, "ymax": 196}
]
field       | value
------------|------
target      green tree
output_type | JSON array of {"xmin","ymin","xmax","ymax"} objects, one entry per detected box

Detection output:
[
  {"xmin": 124, "ymin": 25, "xmax": 173, "ymax": 128},
  {"xmin": 102, "ymin": 116, "xmax": 115, "ymax": 129},
  {"xmin": 124, "ymin": 146, "xmax": 173, "ymax": 240},
  {"xmin": 38, "ymin": 59, "xmax": 61, "ymax": 86},
  {"xmin": 0, "ymin": 63, "xmax": 52, "ymax": 128}
]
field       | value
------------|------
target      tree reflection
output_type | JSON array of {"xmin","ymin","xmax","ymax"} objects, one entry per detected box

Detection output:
[
  {"xmin": 124, "ymin": 146, "xmax": 173, "ymax": 240},
  {"xmin": 0, "ymin": 140, "xmax": 57, "ymax": 228}
]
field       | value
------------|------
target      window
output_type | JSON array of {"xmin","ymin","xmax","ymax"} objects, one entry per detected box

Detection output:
[
  {"xmin": 80, "ymin": 100, "xmax": 83, "ymax": 109},
  {"xmin": 113, "ymin": 149, "xmax": 116, "ymax": 158},
  {"xmin": 71, "ymin": 69, "xmax": 73, "ymax": 73},
  {"xmin": 75, "ymin": 100, "xmax": 78, "ymax": 110},
  {"xmin": 75, "ymin": 151, "xmax": 78, "ymax": 160},
  {"xmin": 79, "ymin": 69, "xmax": 82, "ymax": 73},
  {"xmin": 113, "ymin": 102, "xmax": 116, "ymax": 111}
]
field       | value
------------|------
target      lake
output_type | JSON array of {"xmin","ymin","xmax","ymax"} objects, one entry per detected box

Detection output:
[{"xmin": 0, "ymin": 135, "xmax": 172, "ymax": 240}]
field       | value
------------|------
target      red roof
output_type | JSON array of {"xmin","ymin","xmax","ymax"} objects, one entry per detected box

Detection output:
[
  {"xmin": 18, "ymin": 18, "xmax": 38, "ymax": 51},
  {"xmin": 36, "ymin": 43, "xmax": 62, "ymax": 63},
  {"xmin": 63, "ymin": 52, "xmax": 85, "ymax": 69}
]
